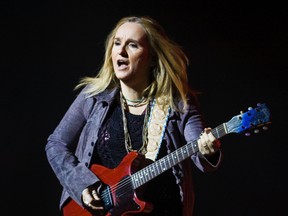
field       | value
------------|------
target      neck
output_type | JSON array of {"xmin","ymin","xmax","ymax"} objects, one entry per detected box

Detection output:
[
  {"xmin": 120, "ymin": 91, "xmax": 148, "ymax": 115},
  {"xmin": 121, "ymin": 90, "xmax": 144, "ymax": 102},
  {"xmin": 120, "ymin": 82, "xmax": 148, "ymax": 102}
]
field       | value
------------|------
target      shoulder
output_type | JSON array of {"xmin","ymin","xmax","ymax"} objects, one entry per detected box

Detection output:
[
  {"xmin": 173, "ymin": 93, "xmax": 201, "ymax": 113},
  {"xmin": 78, "ymin": 85, "xmax": 119, "ymax": 102}
]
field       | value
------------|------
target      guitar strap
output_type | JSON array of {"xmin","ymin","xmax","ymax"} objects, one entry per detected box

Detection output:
[{"xmin": 145, "ymin": 97, "xmax": 170, "ymax": 161}]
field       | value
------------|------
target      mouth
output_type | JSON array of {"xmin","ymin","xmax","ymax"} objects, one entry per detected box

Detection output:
[{"xmin": 117, "ymin": 59, "xmax": 129, "ymax": 69}]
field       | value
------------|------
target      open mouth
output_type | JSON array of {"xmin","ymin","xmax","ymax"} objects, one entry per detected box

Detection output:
[
  {"xmin": 117, "ymin": 59, "xmax": 129, "ymax": 69},
  {"xmin": 117, "ymin": 59, "xmax": 128, "ymax": 66}
]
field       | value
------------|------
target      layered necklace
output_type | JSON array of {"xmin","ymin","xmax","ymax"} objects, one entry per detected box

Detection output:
[
  {"xmin": 120, "ymin": 91, "xmax": 151, "ymax": 154},
  {"xmin": 122, "ymin": 95, "xmax": 149, "ymax": 107}
]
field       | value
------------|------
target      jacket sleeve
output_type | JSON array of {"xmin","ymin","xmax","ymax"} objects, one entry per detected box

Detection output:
[
  {"xmin": 185, "ymin": 104, "xmax": 223, "ymax": 172},
  {"xmin": 45, "ymin": 88, "xmax": 100, "ymax": 207},
  {"xmin": 170, "ymin": 99, "xmax": 223, "ymax": 173}
]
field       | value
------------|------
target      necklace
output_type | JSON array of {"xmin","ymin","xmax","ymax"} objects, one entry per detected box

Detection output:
[
  {"xmin": 126, "ymin": 100, "xmax": 148, "ymax": 107},
  {"xmin": 120, "ymin": 91, "xmax": 150, "ymax": 154},
  {"xmin": 124, "ymin": 97, "xmax": 145, "ymax": 103},
  {"xmin": 121, "ymin": 94, "xmax": 148, "ymax": 107}
]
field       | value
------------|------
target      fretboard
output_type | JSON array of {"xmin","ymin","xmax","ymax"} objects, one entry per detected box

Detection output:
[{"xmin": 131, "ymin": 123, "xmax": 228, "ymax": 189}]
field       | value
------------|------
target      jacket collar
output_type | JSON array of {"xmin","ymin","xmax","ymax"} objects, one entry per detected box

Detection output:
[{"xmin": 92, "ymin": 87, "xmax": 120, "ymax": 105}]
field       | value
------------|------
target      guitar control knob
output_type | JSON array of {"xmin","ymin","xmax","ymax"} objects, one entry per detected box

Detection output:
[
  {"xmin": 254, "ymin": 129, "xmax": 259, "ymax": 133},
  {"xmin": 245, "ymin": 132, "xmax": 251, "ymax": 136},
  {"xmin": 263, "ymin": 126, "xmax": 269, "ymax": 130}
]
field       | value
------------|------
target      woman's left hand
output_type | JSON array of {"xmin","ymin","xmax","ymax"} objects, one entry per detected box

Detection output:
[{"xmin": 198, "ymin": 127, "xmax": 221, "ymax": 156}]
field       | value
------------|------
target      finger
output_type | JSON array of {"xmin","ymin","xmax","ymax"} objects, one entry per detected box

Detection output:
[
  {"xmin": 84, "ymin": 199, "xmax": 104, "ymax": 211},
  {"xmin": 204, "ymin": 127, "xmax": 212, "ymax": 134},
  {"xmin": 91, "ymin": 190, "xmax": 100, "ymax": 200},
  {"xmin": 205, "ymin": 131, "xmax": 221, "ymax": 149},
  {"xmin": 82, "ymin": 188, "xmax": 93, "ymax": 205},
  {"xmin": 205, "ymin": 128, "xmax": 220, "ymax": 149},
  {"xmin": 198, "ymin": 138, "xmax": 210, "ymax": 154},
  {"xmin": 202, "ymin": 132, "xmax": 211, "ymax": 148},
  {"xmin": 207, "ymin": 133, "xmax": 216, "ymax": 146},
  {"xmin": 90, "ymin": 199, "xmax": 104, "ymax": 210},
  {"xmin": 83, "ymin": 189, "xmax": 92, "ymax": 200}
]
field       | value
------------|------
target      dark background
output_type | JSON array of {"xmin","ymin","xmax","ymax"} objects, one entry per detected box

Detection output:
[{"xmin": 2, "ymin": 0, "xmax": 287, "ymax": 215}]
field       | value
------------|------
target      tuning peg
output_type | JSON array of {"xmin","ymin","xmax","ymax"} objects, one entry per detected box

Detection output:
[
  {"xmin": 245, "ymin": 132, "xmax": 251, "ymax": 136},
  {"xmin": 248, "ymin": 107, "xmax": 253, "ymax": 110},
  {"xmin": 263, "ymin": 126, "xmax": 269, "ymax": 130},
  {"xmin": 240, "ymin": 110, "xmax": 244, "ymax": 114},
  {"xmin": 254, "ymin": 129, "xmax": 259, "ymax": 133}
]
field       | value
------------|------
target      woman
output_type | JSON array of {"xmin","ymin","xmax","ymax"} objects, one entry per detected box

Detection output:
[{"xmin": 45, "ymin": 16, "xmax": 222, "ymax": 216}]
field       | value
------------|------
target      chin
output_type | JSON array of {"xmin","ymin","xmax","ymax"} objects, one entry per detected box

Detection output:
[{"xmin": 115, "ymin": 71, "xmax": 131, "ymax": 79}]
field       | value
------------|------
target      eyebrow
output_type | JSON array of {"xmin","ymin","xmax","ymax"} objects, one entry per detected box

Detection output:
[{"xmin": 114, "ymin": 37, "xmax": 140, "ymax": 44}]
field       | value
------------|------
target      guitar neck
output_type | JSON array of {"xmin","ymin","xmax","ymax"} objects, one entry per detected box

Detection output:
[{"xmin": 132, "ymin": 123, "xmax": 228, "ymax": 189}]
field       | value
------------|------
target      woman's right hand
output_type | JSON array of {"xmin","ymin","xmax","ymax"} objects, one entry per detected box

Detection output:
[{"xmin": 82, "ymin": 184, "xmax": 104, "ymax": 214}]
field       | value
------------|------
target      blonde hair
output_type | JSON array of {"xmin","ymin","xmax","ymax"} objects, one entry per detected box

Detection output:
[{"xmin": 75, "ymin": 16, "xmax": 195, "ymax": 111}]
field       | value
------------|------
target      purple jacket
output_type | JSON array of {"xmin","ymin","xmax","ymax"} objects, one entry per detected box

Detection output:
[{"xmin": 45, "ymin": 86, "xmax": 222, "ymax": 215}]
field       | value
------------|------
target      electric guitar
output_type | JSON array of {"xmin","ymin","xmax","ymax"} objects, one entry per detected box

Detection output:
[{"xmin": 63, "ymin": 103, "xmax": 271, "ymax": 216}]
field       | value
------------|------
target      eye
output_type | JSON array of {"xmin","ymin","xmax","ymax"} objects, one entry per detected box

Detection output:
[
  {"xmin": 114, "ymin": 40, "xmax": 121, "ymax": 46},
  {"xmin": 129, "ymin": 42, "xmax": 138, "ymax": 48}
]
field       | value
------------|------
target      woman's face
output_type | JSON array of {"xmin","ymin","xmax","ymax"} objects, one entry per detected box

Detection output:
[{"xmin": 112, "ymin": 22, "xmax": 152, "ymax": 89}]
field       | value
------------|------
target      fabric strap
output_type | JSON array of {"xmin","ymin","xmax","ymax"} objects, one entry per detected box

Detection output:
[{"xmin": 145, "ymin": 97, "xmax": 170, "ymax": 161}]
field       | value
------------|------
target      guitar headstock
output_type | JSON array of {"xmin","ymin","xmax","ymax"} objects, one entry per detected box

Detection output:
[{"xmin": 226, "ymin": 103, "xmax": 271, "ymax": 135}]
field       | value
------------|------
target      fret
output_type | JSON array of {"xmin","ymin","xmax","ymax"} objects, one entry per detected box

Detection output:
[
  {"xmin": 175, "ymin": 149, "xmax": 180, "ymax": 163},
  {"xmin": 132, "ymin": 174, "xmax": 140, "ymax": 188},
  {"xmin": 181, "ymin": 146, "xmax": 188, "ymax": 159},
  {"xmin": 183, "ymin": 145, "xmax": 189, "ymax": 158},
  {"xmin": 159, "ymin": 159, "xmax": 167, "ymax": 172},
  {"xmin": 148, "ymin": 165, "xmax": 156, "ymax": 179},
  {"xmin": 142, "ymin": 168, "xmax": 149, "ymax": 183},
  {"xmin": 178, "ymin": 148, "xmax": 184, "ymax": 161},
  {"xmin": 167, "ymin": 152, "xmax": 172, "ymax": 168},
  {"xmin": 154, "ymin": 161, "xmax": 161, "ymax": 176},
  {"xmin": 172, "ymin": 151, "xmax": 177, "ymax": 165},
  {"xmin": 191, "ymin": 141, "xmax": 198, "ymax": 154},
  {"xmin": 138, "ymin": 172, "xmax": 145, "ymax": 185}
]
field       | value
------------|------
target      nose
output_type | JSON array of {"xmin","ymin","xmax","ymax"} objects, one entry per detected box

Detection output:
[{"xmin": 118, "ymin": 45, "xmax": 127, "ymax": 56}]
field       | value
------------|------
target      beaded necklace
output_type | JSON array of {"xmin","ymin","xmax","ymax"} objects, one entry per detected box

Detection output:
[{"xmin": 120, "ymin": 91, "xmax": 151, "ymax": 154}]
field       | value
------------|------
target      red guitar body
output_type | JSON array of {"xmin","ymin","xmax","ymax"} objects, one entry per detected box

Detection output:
[{"xmin": 62, "ymin": 151, "xmax": 153, "ymax": 216}]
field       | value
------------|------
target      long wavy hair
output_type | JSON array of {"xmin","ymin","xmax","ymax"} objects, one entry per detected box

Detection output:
[{"xmin": 75, "ymin": 16, "xmax": 196, "ymax": 111}]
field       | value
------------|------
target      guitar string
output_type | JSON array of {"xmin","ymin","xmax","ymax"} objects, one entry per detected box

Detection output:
[
  {"xmin": 99, "ymin": 124, "xmax": 227, "ymax": 199},
  {"xmin": 99, "ymin": 105, "xmax": 270, "ymax": 198}
]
